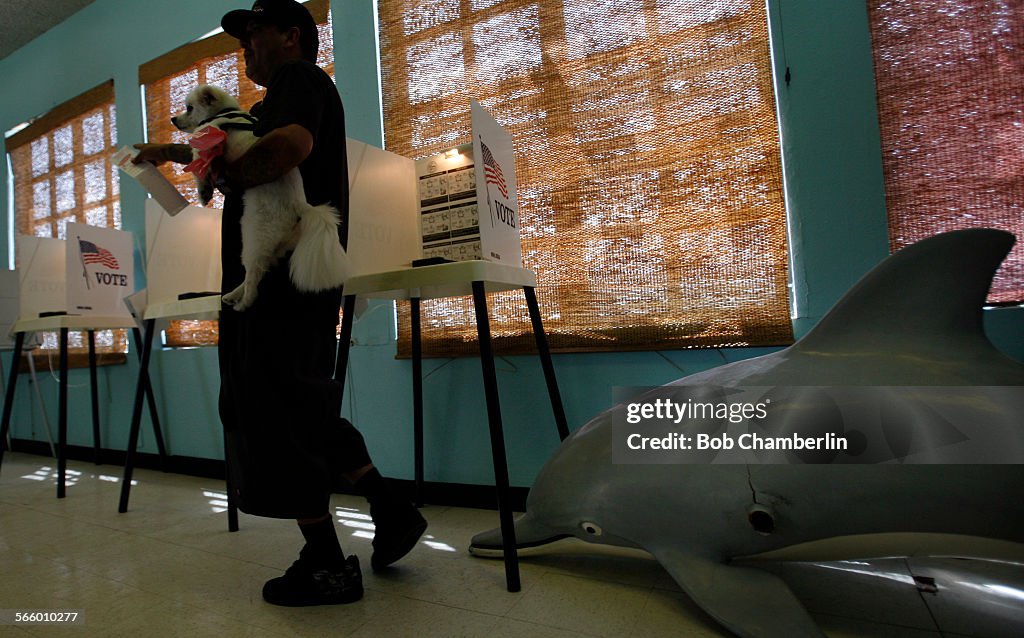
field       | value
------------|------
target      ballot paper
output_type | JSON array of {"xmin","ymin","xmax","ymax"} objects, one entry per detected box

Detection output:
[{"xmin": 113, "ymin": 146, "xmax": 189, "ymax": 216}]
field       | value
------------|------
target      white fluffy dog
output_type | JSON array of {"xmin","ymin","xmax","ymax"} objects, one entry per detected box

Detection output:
[{"xmin": 172, "ymin": 84, "xmax": 349, "ymax": 311}]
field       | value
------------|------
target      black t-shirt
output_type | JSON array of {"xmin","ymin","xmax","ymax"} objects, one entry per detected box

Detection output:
[{"xmin": 221, "ymin": 59, "xmax": 349, "ymax": 292}]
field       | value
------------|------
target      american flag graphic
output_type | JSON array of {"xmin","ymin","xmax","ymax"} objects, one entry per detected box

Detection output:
[
  {"xmin": 79, "ymin": 239, "xmax": 120, "ymax": 270},
  {"xmin": 479, "ymin": 140, "xmax": 509, "ymax": 199}
]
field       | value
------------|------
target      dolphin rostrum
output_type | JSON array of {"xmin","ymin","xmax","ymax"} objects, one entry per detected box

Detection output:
[{"xmin": 470, "ymin": 229, "xmax": 1024, "ymax": 638}]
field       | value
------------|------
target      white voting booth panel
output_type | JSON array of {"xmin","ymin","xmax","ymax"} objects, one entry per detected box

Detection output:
[
  {"xmin": 15, "ymin": 236, "xmax": 67, "ymax": 320},
  {"xmin": 347, "ymin": 139, "xmax": 421, "ymax": 275},
  {"xmin": 143, "ymin": 200, "xmax": 222, "ymax": 319},
  {"xmin": 66, "ymin": 223, "xmax": 134, "ymax": 317},
  {"xmin": 0, "ymin": 270, "xmax": 19, "ymax": 349},
  {"xmin": 471, "ymin": 99, "xmax": 521, "ymax": 266},
  {"xmin": 414, "ymin": 100, "xmax": 522, "ymax": 267},
  {"xmin": 13, "ymin": 231, "xmax": 135, "ymax": 333},
  {"xmin": 346, "ymin": 102, "xmax": 522, "ymax": 273}
]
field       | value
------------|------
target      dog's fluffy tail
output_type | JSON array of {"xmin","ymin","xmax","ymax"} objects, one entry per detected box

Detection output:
[{"xmin": 289, "ymin": 203, "xmax": 351, "ymax": 293}]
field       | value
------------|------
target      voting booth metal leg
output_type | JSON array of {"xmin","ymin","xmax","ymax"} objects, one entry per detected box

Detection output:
[
  {"xmin": 522, "ymin": 286, "xmax": 569, "ymax": 442},
  {"xmin": 411, "ymin": 297, "xmax": 425, "ymax": 508},
  {"xmin": 147, "ymin": 385, "xmax": 169, "ymax": 469},
  {"xmin": 120, "ymin": 324, "xmax": 180, "ymax": 515},
  {"xmin": 335, "ymin": 294, "xmax": 357, "ymax": 392},
  {"xmin": 0, "ymin": 332, "xmax": 26, "ymax": 472},
  {"xmin": 132, "ymin": 327, "xmax": 169, "ymax": 469},
  {"xmin": 57, "ymin": 328, "xmax": 69, "ymax": 499},
  {"xmin": 119, "ymin": 320, "xmax": 155, "ymax": 513},
  {"xmin": 471, "ymin": 281, "xmax": 521, "ymax": 593}
]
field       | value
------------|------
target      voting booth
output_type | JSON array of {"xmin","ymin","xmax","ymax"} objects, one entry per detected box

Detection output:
[
  {"xmin": 346, "ymin": 100, "xmax": 522, "ymax": 274},
  {"xmin": 415, "ymin": 100, "xmax": 522, "ymax": 266},
  {"xmin": 140, "ymin": 200, "xmax": 223, "ymax": 321},
  {"xmin": 337, "ymin": 102, "xmax": 565, "ymax": 594},
  {"xmin": 11, "ymin": 226, "xmax": 135, "ymax": 326},
  {"xmin": 1, "ymin": 227, "xmax": 138, "ymax": 498}
]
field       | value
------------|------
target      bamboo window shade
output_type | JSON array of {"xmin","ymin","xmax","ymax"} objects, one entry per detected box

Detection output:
[
  {"xmin": 868, "ymin": 0, "xmax": 1024, "ymax": 305},
  {"xmin": 138, "ymin": 0, "xmax": 334, "ymax": 347},
  {"xmin": 8, "ymin": 79, "xmax": 128, "ymax": 357},
  {"xmin": 378, "ymin": 0, "xmax": 793, "ymax": 357}
]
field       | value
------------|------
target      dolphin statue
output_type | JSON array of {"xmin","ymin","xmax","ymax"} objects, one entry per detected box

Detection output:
[{"xmin": 470, "ymin": 229, "xmax": 1024, "ymax": 638}]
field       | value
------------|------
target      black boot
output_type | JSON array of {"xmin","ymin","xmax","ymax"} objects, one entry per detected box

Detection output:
[{"xmin": 356, "ymin": 469, "xmax": 428, "ymax": 570}]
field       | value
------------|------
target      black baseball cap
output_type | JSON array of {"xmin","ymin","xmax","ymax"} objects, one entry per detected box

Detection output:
[{"xmin": 222, "ymin": 0, "xmax": 319, "ymax": 63}]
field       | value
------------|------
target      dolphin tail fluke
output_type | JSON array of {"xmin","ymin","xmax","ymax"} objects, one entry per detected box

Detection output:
[{"xmin": 651, "ymin": 548, "xmax": 826, "ymax": 638}]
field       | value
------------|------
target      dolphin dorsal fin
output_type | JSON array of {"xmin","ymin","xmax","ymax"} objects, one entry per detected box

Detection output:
[{"xmin": 797, "ymin": 228, "xmax": 1015, "ymax": 352}]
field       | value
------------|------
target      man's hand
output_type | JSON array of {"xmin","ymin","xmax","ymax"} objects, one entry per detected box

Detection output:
[{"xmin": 132, "ymin": 143, "xmax": 193, "ymax": 166}]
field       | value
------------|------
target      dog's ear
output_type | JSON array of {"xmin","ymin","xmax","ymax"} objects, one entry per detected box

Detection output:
[{"xmin": 200, "ymin": 86, "xmax": 218, "ymax": 107}]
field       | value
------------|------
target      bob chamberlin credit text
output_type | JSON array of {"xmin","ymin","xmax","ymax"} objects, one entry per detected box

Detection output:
[{"xmin": 623, "ymin": 398, "xmax": 849, "ymax": 452}]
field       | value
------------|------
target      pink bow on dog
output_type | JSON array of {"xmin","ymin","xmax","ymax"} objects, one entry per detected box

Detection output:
[{"xmin": 184, "ymin": 125, "xmax": 228, "ymax": 180}]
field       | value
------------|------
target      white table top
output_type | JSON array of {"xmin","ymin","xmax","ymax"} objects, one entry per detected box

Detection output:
[
  {"xmin": 143, "ymin": 295, "xmax": 221, "ymax": 321},
  {"xmin": 9, "ymin": 262, "xmax": 533, "ymax": 330},
  {"xmin": 12, "ymin": 314, "xmax": 137, "ymax": 334},
  {"xmin": 344, "ymin": 261, "xmax": 536, "ymax": 301}
]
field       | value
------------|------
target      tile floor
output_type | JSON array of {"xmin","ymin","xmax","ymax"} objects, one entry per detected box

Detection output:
[{"xmin": 0, "ymin": 452, "xmax": 1003, "ymax": 637}]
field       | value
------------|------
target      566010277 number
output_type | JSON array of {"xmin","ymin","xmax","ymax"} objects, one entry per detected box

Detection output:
[{"xmin": 2, "ymin": 610, "xmax": 84, "ymax": 625}]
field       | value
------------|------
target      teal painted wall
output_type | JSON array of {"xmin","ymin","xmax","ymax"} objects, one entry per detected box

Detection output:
[
  {"xmin": 2, "ymin": 1, "xmax": 1021, "ymax": 487},
  {"xmin": 767, "ymin": 0, "xmax": 891, "ymax": 335}
]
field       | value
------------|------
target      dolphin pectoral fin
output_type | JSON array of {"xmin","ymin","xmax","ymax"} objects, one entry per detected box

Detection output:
[
  {"xmin": 468, "ymin": 524, "xmax": 570, "ymax": 558},
  {"xmin": 651, "ymin": 548, "xmax": 826, "ymax": 638}
]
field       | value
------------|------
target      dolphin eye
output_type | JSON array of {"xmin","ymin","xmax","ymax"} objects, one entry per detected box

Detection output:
[
  {"xmin": 581, "ymin": 522, "xmax": 602, "ymax": 536},
  {"xmin": 186, "ymin": 105, "xmax": 193, "ymax": 113}
]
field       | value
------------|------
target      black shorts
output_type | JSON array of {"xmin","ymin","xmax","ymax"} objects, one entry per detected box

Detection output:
[{"xmin": 218, "ymin": 263, "xmax": 370, "ymax": 519}]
